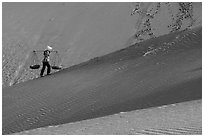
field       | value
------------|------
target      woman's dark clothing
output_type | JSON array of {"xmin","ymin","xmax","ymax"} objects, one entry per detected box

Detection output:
[{"xmin": 40, "ymin": 50, "xmax": 51, "ymax": 77}]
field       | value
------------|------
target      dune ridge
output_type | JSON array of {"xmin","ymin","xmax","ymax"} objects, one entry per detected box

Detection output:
[{"xmin": 2, "ymin": 26, "xmax": 202, "ymax": 134}]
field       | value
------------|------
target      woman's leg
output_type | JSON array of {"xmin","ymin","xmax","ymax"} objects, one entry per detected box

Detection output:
[
  {"xmin": 40, "ymin": 62, "xmax": 46, "ymax": 77},
  {"xmin": 47, "ymin": 62, "xmax": 51, "ymax": 75}
]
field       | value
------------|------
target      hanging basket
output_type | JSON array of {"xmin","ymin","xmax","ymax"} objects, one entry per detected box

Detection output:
[
  {"xmin": 30, "ymin": 64, "xmax": 40, "ymax": 69},
  {"xmin": 51, "ymin": 66, "xmax": 62, "ymax": 70}
]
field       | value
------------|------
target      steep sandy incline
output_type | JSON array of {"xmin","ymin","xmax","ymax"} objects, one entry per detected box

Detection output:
[
  {"xmin": 2, "ymin": 27, "xmax": 202, "ymax": 134},
  {"xmin": 3, "ymin": 2, "xmax": 202, "ymax": 87},
  {"xmin": 16, "ymin": 100, "xmax": 201, "ymax": 135},
  {"xmin": 2, "ymin": 3, "xmax": 138, "ymax": 86}
]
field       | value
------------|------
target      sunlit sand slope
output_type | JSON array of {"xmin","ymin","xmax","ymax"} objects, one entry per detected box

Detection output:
[{"xmin": 16, "ymin": 100, "xmax": 201, "ymax": 135}]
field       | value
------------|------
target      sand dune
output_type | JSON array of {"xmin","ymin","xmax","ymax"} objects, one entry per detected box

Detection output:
[
  {"xmin": 3, "ymin": 2, "xmax": 202, "ymax": 87},
  {"xmin": 2, "ymin": 26, "xmax": 202, "ymax": 134},
  {"xmin": 15, "ymin": 99, "xmax": 201, "ymax": 135}
]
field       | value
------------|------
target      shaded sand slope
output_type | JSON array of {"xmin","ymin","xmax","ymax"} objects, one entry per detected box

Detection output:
[
  {"xmin": 2, "ymin": 26, "xmax": 202, "ymax": 134},
  {"xmin": 16, "ymin": 99, "xmax": 201, "ymax": 135}
]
